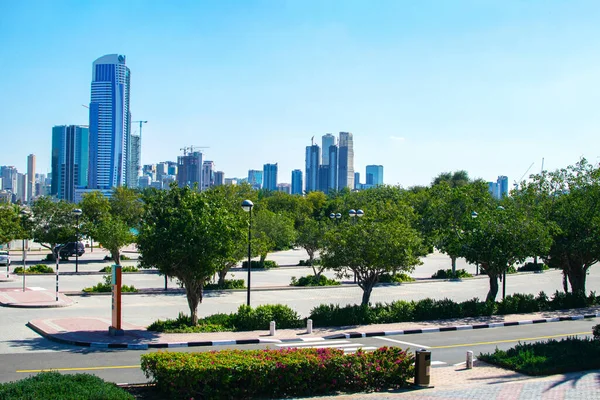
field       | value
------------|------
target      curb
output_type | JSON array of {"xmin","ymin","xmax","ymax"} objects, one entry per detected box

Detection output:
[{"xmin": 27, "ymin": 312, "xmax": 600, "ymax": 350}]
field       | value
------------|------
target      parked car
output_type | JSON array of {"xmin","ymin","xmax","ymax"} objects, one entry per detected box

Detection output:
[
  {"xmin": 0, "ymin": 251, "xmax": 9, "ymax": 266},
  {"xmin": 54, "ymin": 242, "xmax": 85, "ymax": 260}
]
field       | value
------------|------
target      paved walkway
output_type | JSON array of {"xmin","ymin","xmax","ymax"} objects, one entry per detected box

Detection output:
[{"xmin": 0, "ymin": 287, "xmax": 73, "ymax": 307}]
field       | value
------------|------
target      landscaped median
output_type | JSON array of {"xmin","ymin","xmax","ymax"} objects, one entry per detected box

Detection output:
[{"xmin": 141, "ymin": 347, "xmax": 414, "ymax": 399}]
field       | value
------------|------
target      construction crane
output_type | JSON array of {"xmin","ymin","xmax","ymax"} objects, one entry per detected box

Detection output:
[
  {"xmin": 514, "ymin": 162, "xmax": 534, "ymax": 190},
  {"xmin": 180, "ymin": 145, "xmax": 210, "ymax": 156},
  {"xmin": 132, "ymin": 120, "xmax": 148, "ymax": 139}
]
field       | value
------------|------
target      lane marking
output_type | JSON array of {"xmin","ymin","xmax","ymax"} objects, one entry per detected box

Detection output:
[
  {"xmin": 276, "ymin": 340, "xmax": 350, "ymax": 347},
  {"xmin": 17, "ymin": 365, "xmax": 140, "ymax": 373},
  {"xmin": 430, "ymin": 331, "xmax": 590, "ymax": 349},
  {"xmin": 344, "ymin": 347, "xmax": 377, "ymax": 352},
  {"xmin": 373, "ymin": 336, "xmax": 430, "ymax": 349},
  {"xmin": 431, "ymin": 361, "xmax": 447, "ymax": 366}
]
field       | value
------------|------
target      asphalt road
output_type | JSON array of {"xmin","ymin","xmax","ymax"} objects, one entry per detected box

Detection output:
[{"xmin": 0, "ymin": 319, "xmax": 594, "ymax": 385}]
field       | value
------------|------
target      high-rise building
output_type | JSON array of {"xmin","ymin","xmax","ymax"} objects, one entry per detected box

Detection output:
[
  {"xmin": 277, "ymin": 183, "xmax": 291, "ymax": 194},
  {"xmin": 51, "ymin": 125, "xmax": 90, "ymax": 202},
  {"xmin": 128, "ymin": 133, "xmax": 141, "ymax": 188},
  {"xmin": 322, "ymin": 134, "xmax": 336, "ymax": 166},
  {"xmin": 318, "ymin": 165, "xmax": 330, "ymax": 194},
  {"xmin": 354, "ymin": 172, "xmax": 361, "ymax": 190},
  {"xmin": 138, "ymin": 175, "xmax": 151, "ymax": 189},
  {"xmin": 338, "ymin": 132, "xmax": 354, "ymax": 190},
  {"xmin": 27, "ymin": 154, "xmax": 35, "ymax": 202},
  {"xmin": 305, "ymin": 144, "xmax": 320, "ymax": 192},
  {"xmin": 202, "ymin": 161, "xmax": 215, "ymax": 190},
  {"xmin": 497, "ymin": 176, "xmax": 509, "ymax": 198},
  {"xmin": 263, "ymin": 163, "xmax": 278, "ymax": 191},
  {"xmin": 156, "ymin": 162, "xmax": 168, "ymax": 182},
  {"xmin": 214, "ymin": 171, "xmax": 225, "ymax": 186},
  {"xmin": 248, "ymin": 170, "xmax": 263, "ymax": 189},
  {"xmin": 176, "ymin": 151, "xmax": 203, "ymax": 189},
  {"xmin": 488, "ymin": 182, "xmax": 498, "ymax": 199},
  {"xmin": 328, "ymin": 145, "xmax": 338, "ymax": 192},
  {"xmin": 88, "ymin": 54, "xmax": 131, "ymax": 189},
  {"xmin": 16, "ymin": 173, "xmax": 27, "ymax": 203},
  {"xmin": 291, "ymin": 169, "xmax": 303, "ymax": 195},
  {"xmin": 366, "ymin": 165, "xmax": 384, "ymax": 186},
  {"xmin": 0, "ymin": 166, "xmax": 17, "ymax": 192}
]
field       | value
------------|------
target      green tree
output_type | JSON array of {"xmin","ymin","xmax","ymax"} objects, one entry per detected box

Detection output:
[
  {"xmin": 0, "ymin": 205, "xmax": 22, "ymax": 246},
  {"xmin": 252, "ymin": 209, "xmax": 296, "ymax": 266},
  {"xmin": 432, "ymin": 170, "xmax": 471, "ymax": 187},
  {"xmin": 80, "ymin": 187, "xmax": 141, "ymax": 265},
  {"xmin": 295, "ymin": 218, "xmax": 328, "ymax": 276},
  {"xmin": 521, "ymin": 159, "xmax": 600, "ymax": 293},
  {"xmin": 29, "ymin": 197, "xmax": 77, "ymax": 256},
  {"xmin": 137, "ymin": 184, "xmax": 245, "ymax": 324},
  {"xmin": 460, "ymin": 198, "xmax": 552, "ymax": 302},
  {"xmin": 321, "ymin": 204, "xmax": 423, "ymax": 305}
]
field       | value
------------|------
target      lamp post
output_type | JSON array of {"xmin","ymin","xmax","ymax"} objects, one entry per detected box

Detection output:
[
  {"xmin": 242, "ymin": 200, "xmax": 254, "ymax": 306},
  {"xmin": 72, "ymin": 209, "xmax": 82, "ymax": 273},
  {"xmin": 20, "ymin": 209, "xmax": 30, "ymax": 292}
]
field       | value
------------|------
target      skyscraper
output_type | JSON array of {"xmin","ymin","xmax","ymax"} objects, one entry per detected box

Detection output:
[
  {"xmin": 354, "ymin": 172, "xmax": 361, "ymax": 190},
  {"xmin": 176, "ymin": 151, "xmax": 203, "ymax": 189},
  {"xmin": 321, "ymin": 134, "xmax": 336, "ymax": 165},
  {"xmin": 128, "ymin": 133, "xmax": 141, "ymax": 188},
  {"xmin": 318, "ymin": 165, "xmax": 330, "ymax": 194},
  {"xmin": 202, "ymin": 161, "xmax": 215, "ymax": 190},
  {"xmin": 248, "ymin": 170, "xmax": 263, "ymax": 189},
  {"xmin": 263, "ymin": 163, "xmax": 278, "ymax": 191},
  {"xmin": 214, "ymin": 171, "xmax": 225, "ymax": 186},
  {"xmin": 497, "ymin": 176, "xmax": 509, "ymax": 198},
  {"xmin": 27, "ymin": 154, "xmax": 35, "ymax": 202},
  {"xmin": 366, "ymin": 165, "xmax": 384, "ymax": 186},
  {"xmin": 1, "ymin": 166, "xmax": 17, "ymax": 192},
  {"xmin": 291, "ymin": 169, "xmax": 303, "ymax": 195},
  {"xmin": 51, "ymin": 125, "xmax": 90, "ymax": 202},
  {"xmin": 338, "ymin": 132, "xmax": 354, "ymax": 190},
  {"xmin": 88, "ymin": 54, "xmax": 131, "ymax": 189},
  {"xmin": 305, "ymin": 144, "xmax": 320, "ymax": 192},
  {"xmin": 328, "ymin": 145, "xmax": 338, "ymax": 192}
]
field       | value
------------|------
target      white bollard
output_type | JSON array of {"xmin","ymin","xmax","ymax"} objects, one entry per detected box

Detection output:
[
  {"xmin": 270, "ymin": 321, "xmax": 276, "ymax": 336},
  {"xmin": 466, "ymin": 351, "xmax": 473, "ymax": 369},
  {"xmin": 307, "ymin": 319, "xmax": 313, "ymax": 334}
]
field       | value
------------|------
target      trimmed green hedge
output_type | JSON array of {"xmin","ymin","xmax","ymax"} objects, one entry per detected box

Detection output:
[
  {"xmin": 0, "ymin": 371, "xmax": 133, "ymax": 400},
  {"xmin": 204, "ymin": 279, "xmax": 245, "ymax": 290},
  {"xmin": 82, "ymin": 275, "xmax": 138, "ymax": 293},
  {"xmin": 148, "ymin": 304, "xmax": 304, "ymax": 333},
  {"xmin": 518, "ymin": 262, "xmax": 549, "ymax": 272},
  {"xmin": 379, "ymin": 272, "xmax": 415, "ymax": 283},
  {"xmin": 141, "ymin": 347, "xmax": 414, "ymax": 399},
  {"xmin": 13, "ymin": 264, "xmax": 54, "ymax": 274},
  {"xmin": 290, "ymin": 274, "xmax": 340, "ymax": 286},
  {"xmin": 431, "ymin": 269, "xmax": 472, "ymax": 279},
  {"xmin": 99, "ymin": 266, "xmax": 139, "ymax": 273},
  {"xmin": 309, "ymin": 291, "xmax": 599, "ymax": 327},
  {"xmin": 593, "ymin": 324, "xmax": 599, "ymax": 340},
  {"xmin": 479, "ymin": 337, "xmax": 600, "ymax": 375},
  {"xmin": 241, "ymin": 260, "xmax": 278, "ymax": 269},
  {"xmin": 103, "ymin": 254, "xmax": 131, "ymax": 261}
]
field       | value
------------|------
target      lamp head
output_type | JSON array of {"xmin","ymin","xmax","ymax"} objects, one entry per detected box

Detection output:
[{"xmin": 241, "ymin": 200, "xmax": 254, "ymax": 212}]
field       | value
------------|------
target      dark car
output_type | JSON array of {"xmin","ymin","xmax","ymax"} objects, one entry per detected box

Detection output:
[{"xmin": 55, "ymin": 242, "xmax": 85, "ymax": 260}]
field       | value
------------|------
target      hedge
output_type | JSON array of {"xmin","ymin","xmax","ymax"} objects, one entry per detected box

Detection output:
[
  {"xmin": 431, "ymin": 269, "xmax": 472, "ymax": 279},
  {"xmin": 99, "ymin": 266, "xmax": 139, "ymax": 273},
  {"xmin": 13, "ymin": 264, "xmax": 54, "ymax": 274},
  {"xmin": 379, "ymin": 272, "xmax": 415, "ymax": 283},
  {"xmin": 479, "ymin": 337, "xmax": 600, "ymax": 375},
  {"xmin": 241, "ymin": 260, "xmax": 278, "ymax": 269},
  {"xmin": 82, "ymin": 275, "xmax": 138, "ymax": 293},
  {"xmin": 290, "ymin": 274, "xmax": 340, "ymax": 286},
  {"xmin": 0, "ymin": 372, "xmax": 133, "ymax": 400},
  {"xmin": 141, "ymin": 347, "xmax": 414, "ymax": 399}
]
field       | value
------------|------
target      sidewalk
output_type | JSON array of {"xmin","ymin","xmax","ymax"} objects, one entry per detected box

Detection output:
[{"xmin": 0, "ymin": 287, "xmax": 73, "ymax": 307}]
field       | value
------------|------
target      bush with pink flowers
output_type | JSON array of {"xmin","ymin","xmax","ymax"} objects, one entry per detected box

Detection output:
[{"xmin": 141, "ymin": 347, "xmax": 414, "ymax": 399}]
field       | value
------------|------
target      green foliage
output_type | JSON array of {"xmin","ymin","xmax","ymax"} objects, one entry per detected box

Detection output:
[
  {"xmin": 147, "ymin": 312, "xmax": 228, "ymax": 333},
  {"xmin": 103, "ymin": 254, "xmax": 131, "ymax": 261},
  {"xmin": 378, "ymin": 272, "xmax": 415, "ymax": 283},
  {"xmin": 252, "ymin": 208, "xmax": 296, "ymax": 259},
  {"xmin": 518, "ymin": 262, "xmax": 549, "ymax": 272},
  {"xmin": 204, "ymin": 279, "xmax": 245, "ymax": 290},
  {"xmin": 298, "ymin": 258, "xmax": 321, "ymax": 266},
  {"xmin": 290, "ymin": 274, "xmax": 340, "ymax": 286},
  {"xmin": 29, "ymin": 197, "xmax": 78, "ymax": 252},
  {"xmin": 99, "ymin": 265, "xmax": 138, "ymax": 273},
  {"xmin": 82, "ymin": 275, "xmax": 137, "ymax": 293},
  {"xmin": 241, "ymin": 260, "xmax": 278, "ymax": 269},
  {"xmin": 0, "ymin": 205, "xmax": 23, "ymax": 245},
  {"xmin": 479, "ymin": 337, "xmax": 600, "ymax": 375},
  {"xmin": 141, "ymin": 347, "xmax": 414, "ymax": 399},
  {"xmin": 0, "ymin": 371, "xmax": 134, "ymax": 399},
  {"xmin": 309, "ymin": 291, "xmax": 598, "ymax": 327},
  {"xmin": 13, "ymin": 264, "xmax": 54, "ymax": 274},
  {"xmin": 593, "ymin": 324, "xmax": 600, "ymax": 340},
  {"xmin": 431, "ymin": 269, "xmax": 473, "ymax": 279},
  {"xmin": 295, "ymin": 218, "xmax": 328, "ymax": 274}
]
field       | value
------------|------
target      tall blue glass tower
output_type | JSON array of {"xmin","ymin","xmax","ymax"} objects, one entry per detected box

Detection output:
[{"xmin": 88, "ymin": 54, "xmax": 131, "ymax": 189}]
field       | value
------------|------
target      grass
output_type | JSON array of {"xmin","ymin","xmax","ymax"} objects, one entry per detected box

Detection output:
[{"xmin": 479, "ymin": 337, "xmax": 600, "ymax": 375}]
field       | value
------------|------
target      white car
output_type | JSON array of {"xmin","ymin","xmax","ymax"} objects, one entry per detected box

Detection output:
[{"xmin": 0, "ymin": 251, "xmax": 10, "ymax": 266}]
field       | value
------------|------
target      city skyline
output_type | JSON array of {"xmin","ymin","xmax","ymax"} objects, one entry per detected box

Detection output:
[{"xmin": 2, "ymin": 1, "xmax": 600, "ymax": 187}]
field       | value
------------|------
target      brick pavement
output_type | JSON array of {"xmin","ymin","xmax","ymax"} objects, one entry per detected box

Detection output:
[{"xmin": 0, "ymin": 287, "xmax": 73, "ymax": 307}]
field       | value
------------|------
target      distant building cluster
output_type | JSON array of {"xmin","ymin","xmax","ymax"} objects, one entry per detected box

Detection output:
[{"xmin": 488, "ymin": 175, "xmax": 509, "ymax": 199}]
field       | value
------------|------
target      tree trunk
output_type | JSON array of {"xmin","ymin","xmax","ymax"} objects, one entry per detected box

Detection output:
[
  {"xmin": 359, "ymin": 274, "xmax": 376, "ymax": 306},
  {"xmin": 566, "ymin": 267, "xmax": 586, "ymax": 294},
  {"xmin": 451, "ymin": 256, "xmax": 457, "ymax": 275},
  {"xmin": 184, "ymin": 280, "xmax": 203, "ymax": 325},
  {"xmin": 562, "ymin": 271, "xmax": 569, "ymax": 293},
  {"xmin": 217, "ymin": 269, "xmax": 227, "ymax": 287},
  {"xmin": 259, "ymin": 254, "xmax": 267, "ymax": 268},
  {"xmin": 112, "ymin": 249, "xmax": 121, "ymax": 266},
  {"xmin": 486, "ymin": 274, "xmax": 499, "ymax": 302}
]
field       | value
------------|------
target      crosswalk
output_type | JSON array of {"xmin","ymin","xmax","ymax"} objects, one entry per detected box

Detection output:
[{"xmin": 276, "ymin": 339, "xmax": 377, "ymax": 354}]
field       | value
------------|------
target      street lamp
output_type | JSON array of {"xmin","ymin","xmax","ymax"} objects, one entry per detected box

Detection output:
[
  {"xmin": 348, "ymin": 209, "xmax": 364, "ymax": 282},
  {"xmin": 72, "ymin": 208, "xmax": 82, "ymax": 273},
  {"xmin": 20, "ymin": 209, "xmax": 30, "ymax": 292},
  {"xmin": 241, "ymin": 199, "xmax": 254, "ymax": 306}
]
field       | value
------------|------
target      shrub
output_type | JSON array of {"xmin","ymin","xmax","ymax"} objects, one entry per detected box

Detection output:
[
  {"xmin": 431, "ymin": 269, "xmax": 473, "ymax": 279},
  {"xmin": 242, "ymin": 260, "xmax": 278, "ymax": 269},
  {"xmin": 99, "ymin": 266, "xmax": 139, "ymax": 273},
  {"xmin": 593, "ymin": 324, "xmax": 600, "ymax": 340},
  {"xmin": 297, "ymin": 258, "xmax": 321, "ymax": 266},
  {"xmin": 82, "ymin": 275, "xmax": 138, "ymax": 293},
  {"xmin": 0, "ymin": 371, "xmax": 133, "ymax": 399},
  {"xmin": 379, "ymin": 272, "xmax": 415, "ymax": 283},
  {"xmin": 479, "ymin": 337, "xmax": 600, "ymax": 375},
  {"xmin": 141, "ymin": 347, "xmax": 414, "ymax": 399},
  {"xmin": 549, "ymin": 290, "xmax": 589, "ymax": 310},
  {"xmin": 232, "ymin": 304, "xmax": 304, "ymax": 330},
  {"xmin": 205, "ymin": 279, "xmax": 245, "ymax": 290},
  {"xmin": 13, "ymin": 264, "xmax": 54, "ymax": 274},
  {"xmin": 518, "ymin": 262, "xmax": 549, "ymax": 272},
  {"xmin": 290, "ymin": 274, "xmax": 340, "ymax": 286},
  {"xmin": 147, "ymin": 312, "xmax": 229, "ymax": 333},
  {"xmin": 103, "ymin": 254, "xmax": 131, "ymax": 261},
  {"xmin": 506, "ymin": 265, "xmax": 517, "ymax": 274},
  {"xmin": 497, "ymin": 293, "xmax": 540, "ymax": 315}
]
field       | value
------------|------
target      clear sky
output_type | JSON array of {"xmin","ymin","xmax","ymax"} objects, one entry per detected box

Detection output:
[{"xmin": 1, "ymin": 0, "xmax": 599, "ymax": 187}]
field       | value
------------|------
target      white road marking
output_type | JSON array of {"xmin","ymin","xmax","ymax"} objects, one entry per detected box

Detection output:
[
  {"xmin": 276, "ymin": 340, "xmax": 350, "ymax": 347},
  {"xmin": 373, "ymin": 336, "xmax": 430, "ymax": 349},
  {"xmin": 344, "ymin": 347, "xmax": 378, "ymax": 352},
  {"xmin": 431, "ymin": 361, "xmax": 447, "ymax": 366}
]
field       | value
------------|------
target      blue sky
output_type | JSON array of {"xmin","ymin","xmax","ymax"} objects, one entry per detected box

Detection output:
[{"xmin": 1, "ymin": 0, "xmax": 599, "ymax": 187}]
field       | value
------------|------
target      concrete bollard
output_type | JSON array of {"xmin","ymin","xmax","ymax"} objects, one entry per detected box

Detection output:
[
  {"xmin": 270, "ymin": 321, "xmax": 276, "ymax": 336},
  {"xmin": 466, "ymin": 351, "xmax": 473, "ymax": 369},
  {"xmin": 415, "ymin": 349, "xmax": 431, "ymax": 387},
  {"xmin": 307, "ymin": 319, "xmax": 313, "ymax": 334}
]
